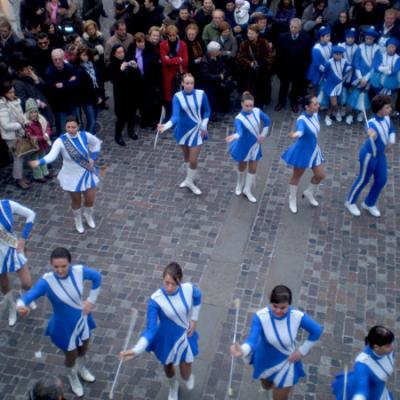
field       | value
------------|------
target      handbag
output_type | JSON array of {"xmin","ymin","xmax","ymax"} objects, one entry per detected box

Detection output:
[{"xmin": 15, "ymin": 135, "xmax": 39, "ymax": 157}]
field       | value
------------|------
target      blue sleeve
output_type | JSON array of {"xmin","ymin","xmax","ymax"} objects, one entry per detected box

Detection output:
[
  {"xmin": 170, "ymin": 95, "xmax": 181, "ymax": 127},
  {"xmin": 192, "ymin": 285, "xmax": 202, "ymax": 306},
  {"xmin": 295, "ymin": 119, "xmax": 306, "ymax": 135},
  {"xmin": 91, "ymin": 151, "xmax": 99, "ymax": 161},
  {"xmin": 300, "ymin": 313, "xmax": 323, "ymax": 341},
  {"xmin": 202, "ymin": 92, "xmax": 211, "ymax": 119},
  {"xmin": 372, "ymin": 51, "xmax": 382, "ymax": 70},
  {"xmin": 234, "ymin": 118, "xmax": 244, "ymax": 138},
  {"xmin": 260, "ymin": 111, "xmax": 271, "ymax": 127},
  {"xmin": 393, "ymin": 57, "xmax": 400, "ymax": 74},
  {"xmin": 141, "ymin": 298, "xmax": 160, "ymax": 344},
  {"xmin": 244, "ymin": 314, "xmax": 263, "ymax": 351},
  {"xmin": 353, "ymin": 362, "xmax": 371, "ymax": 397},
  {"xmin": 82, "ymin": 266, "xmax": 102, "ymax": 290},
  {"xmin": 21, "ymin": 278, "xmax": 48, "ymax": 305},
  {"xmin": 313, "ymin": 47, "xmax": 327, "ymax": 71}
]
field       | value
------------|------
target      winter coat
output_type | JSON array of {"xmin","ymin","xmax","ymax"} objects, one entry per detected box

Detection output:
[
  {"xmin": 0, "ymin": 98, "xmax": 25, "ymax": 141},
  {"xmin": 160, "ymin": 39, "xmax": 189, "ymax": 102}
]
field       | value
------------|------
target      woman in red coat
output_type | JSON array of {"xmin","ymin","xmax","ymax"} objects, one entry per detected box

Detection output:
[{"xmin": 160, "ymin": 25, "xmax": 189, "ymax": 117}]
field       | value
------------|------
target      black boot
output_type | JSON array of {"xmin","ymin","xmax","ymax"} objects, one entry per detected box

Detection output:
[{"xmin": 115, "ymin": 136, "xmax": 126, "ymax": 146}]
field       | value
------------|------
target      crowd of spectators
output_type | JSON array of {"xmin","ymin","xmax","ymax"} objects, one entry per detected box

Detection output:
[{"xmin": 1, "ymin": 0, "xmax": 400, "ymax": 187}]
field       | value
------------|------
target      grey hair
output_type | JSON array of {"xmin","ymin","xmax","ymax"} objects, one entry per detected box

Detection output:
[
  {"xmin": 29, "ymin": 377, "xmax": 64, "ymax": 400},
  {"xmin": 290, "ymin": 18, "xmax": 302, "ymax": 27}
]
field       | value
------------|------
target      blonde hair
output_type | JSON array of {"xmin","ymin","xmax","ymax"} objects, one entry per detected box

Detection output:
[{"xmin": 148, "ymin": 26, "xmax": 161, "ymax": 35}]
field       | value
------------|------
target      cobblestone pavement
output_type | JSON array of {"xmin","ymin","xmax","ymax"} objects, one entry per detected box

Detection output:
[{"xmin": 0, "ymin": 86, "xmax": 399, "ymax": 399}]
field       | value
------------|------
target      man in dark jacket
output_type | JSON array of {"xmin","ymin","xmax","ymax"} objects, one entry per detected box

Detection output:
[
  {"xmin": 45, "ymin": 48, "xmax": 80, "ymax": 135},
  {"xmin": 13, "ymin": 58, "xmax": 55, "ymax": 129},
  {"xmin": 30, "ymin": 33, "xmax": 53, "ymax": 78},
  {"xmin": 274, "ymin": 18, "xmax": 312, "ymax": 112},
  {"xmin": 81, "ymin": 0, "xmax": 105, "ymax": 28},
  {"xmin": 128, "ymin": 0, "xmax": 164, "ymax": 35}
]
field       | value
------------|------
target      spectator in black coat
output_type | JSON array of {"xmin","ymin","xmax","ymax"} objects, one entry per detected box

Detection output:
[
  {"xmin": 199, "ymin": 41, "xmax": 232, "ymax": 117},
  {"xmin": 19, "ymin": 0, "xmax": 46, "ymax": 30},
  {"xmin": 30, "ymin": 33, "xmax": 53, "ymax": 78},
  {"xmin": 176, "ymin": 5, "xmax": 194, "ymax": 38},
  {"xmin": 274, "ymin": 18, "xmax": 312, "ymax": 112},
  {"xmin": 331, "ymin": 11, "xmax": 353, "ymax": 43},
  {"xmin": 108, "ymin": 44, "xmax": 142, "ymax": 145},
  {"xmin": 82, "ymin": 0, "xmax": 105, "ymax": 28},
  {"xmin": 195, "ymin": 0, "xmax": 215, "ymax": 33},
  {"xmin": 0, "ymin": 17, "xmax": 22, "ymax": 64},
  {"xmin": 45, "ymin": 48, "xmax": 80, "ymax": 135},
  {"xmin": 128, "ymin": 0, "xmax": 164, "ymax": 35},
  {"xmin": 76, "ymin": 46, "xmax": 103, "ymax": 135}
]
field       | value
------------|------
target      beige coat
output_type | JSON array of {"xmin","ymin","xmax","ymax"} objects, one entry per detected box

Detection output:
[{"xmin": 0, "ymin": 98, "xmax": 25, "ymax": 141}]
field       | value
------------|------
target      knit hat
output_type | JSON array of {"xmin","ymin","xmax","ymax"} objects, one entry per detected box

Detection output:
[
  {"xmin": 332, "ymin": 45, "xmax": 345, "ymax": 54},
  {"xmin": 386, "ymin": 37, "xmax": 399, "ymax": 48},
  {"xmin": 25, "ymin": 98, "xmax": 39, "ymax": 114},
  {"xmin": 363, "ymin": 26, "xmax": 378, "ymax": 38},
  {"xmin": 207, "ymin": 41, "xmax": 221, "ymax": 52},
  {"xmin": 344, "ymin": 28, "xmax": 356, "ymax": 38},
  {"xmin": 317, "ymin": 26, "xmax": 331, "ymax": 38}
]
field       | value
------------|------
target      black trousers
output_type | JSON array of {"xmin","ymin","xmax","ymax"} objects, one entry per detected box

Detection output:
[
  {"xmin": 278, "ymin": 74, "xmax": 307, "ymax": 106},
  {"xmin": 115, "ymin": 113, "xmax": 136, "ymax": 138}
]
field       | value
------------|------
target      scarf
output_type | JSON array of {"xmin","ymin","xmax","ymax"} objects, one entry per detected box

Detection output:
[
  {"xmin": 82, "ymin": 61, "xmax": 98, "ymax": 88},
  {"xmin": 168, "ymin": 39, "xmax": 178, "ymax": 57}
]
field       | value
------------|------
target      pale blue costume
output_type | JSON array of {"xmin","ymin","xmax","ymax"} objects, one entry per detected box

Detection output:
[
  {"xmin": 163, "ymin": 89, "xmax": 211, "ymax": 147},
  {"xmin": 132, "ymin": 283, "xmax": 202, "ymax": 365},
  {"xmin": 332, "ymin": 346, "xmax": 394, "ymax": 400},
  {"xmin": 240, "ymin": 306, "xmax": 322, "ymax": 387},
  {"xmin": 347, "ymin": 115, "xmax": 395, "ymax": 207},
  {"xmin": 0, "ymin": 199, "xmax": 35, "ymax": 273},
  {"xmin": 347, "ymin": 42, "xmax": 380, "ymax": 111},
  {"xmin": 229, "ymin": 108, "xmax": 270, "ymax": 162},
  {"xmin": 281, "ymin": 112, "xmax": 325, "ymax": 169},
  {"xmin": 370, "ymin": 41, "xmax": 400, "ymax": 95},
  {"xmin": 18, "ymin": 264, "xmax": 101, "ymax": 351},
  {"xmin": 38, "ymin": 131, "xmax": 101, "ymax": 192}
]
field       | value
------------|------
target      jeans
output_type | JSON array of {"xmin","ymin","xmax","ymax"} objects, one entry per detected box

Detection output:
[{"xmin": 81, "ymin": 103, "xmax": 98, "ymax": 135}]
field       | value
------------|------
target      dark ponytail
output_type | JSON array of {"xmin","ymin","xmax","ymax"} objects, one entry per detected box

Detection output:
[
  {"xmin": 163, "ymin": 262, "xmax": 183, "ymax": 285},
  {"xmin": 365, "ymin": 325, "xmax": 394, "ymax": 347},
  {"xmin": 50, "ymin": 247, "xmax": 72, "ymax": 263},
  {"xmin": 270, "ymin": 285, "xmax": 292, "ymax": 305}
]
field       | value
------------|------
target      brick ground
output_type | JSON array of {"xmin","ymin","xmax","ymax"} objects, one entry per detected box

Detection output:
[{"xmin": 0, "ymin": 92, "xmax": 399, "ymax": 399}]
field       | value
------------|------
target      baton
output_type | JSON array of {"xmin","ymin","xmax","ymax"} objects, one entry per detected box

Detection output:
[
  {"xmin": 154, "ymin": 106, "xmax": 166, "ymax": 149},
  {"xmin": 109, "ymin": 309, "xmax": 138, "ymax": 399},
  {"xmin": 227, "ymin": 298, "xmax": 241, "ymax": 397}
]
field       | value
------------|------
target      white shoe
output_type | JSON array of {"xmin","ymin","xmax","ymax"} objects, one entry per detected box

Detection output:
[
  {"xmin": 184, "ymin": 374, "xmax": 195, "ymax": 390},
  {"xmin": 345, "ymin": 201, "xmax": 361, "ymax": 216},
  {"xmin": 235, "ymin": 170, "xmax": 245, "ymax": 196},
  {"xmin": 186, "ymin": 180, "xmax": 202, "ymax": 195},
  {"xmin": 29, "ymin": 301, "xmax": 37, "ymax": 310},
  {"xmin": 72, "ymin": 209, "xmax": 84, "ymax": 234},
  {"xmin": 83, "ymin": 207, "xmax": 96, "ymax": 229},
  {"xmin": 303, "ymin": 184, "xmax": 319, "ymax": 207},
  {"xmin": 5, "ymin": 292, "xmax": 17, "ymax": 327},
  {"xmin": 263, "ymin": 389, "xmax": 273, "ymax": 400},
  {"xmin": 180, "ymin": 168, "xmax": 202, "ymax": 195},
  {"xmin": 325, "ymin": 115, "xmax": 333, "ymax": 126},
  {"xmin": 335, "ymin": 112, "xmax": 342, "ymax": 122},
  {"xmin": 68, "ymin": 367, "xmax": 84, "ymax": 397},
  {"xmin": 357, "ymin": 112, "xmax": 364, "ymax": 122},
  {"xmin": 168, "ymin": 378, "xmax": 179, "ymax": 400},
  {"xmin": 345, "ymin": 115, "xmax": 353, "ymax": 125},
  {"xmin": 289, "ymin": 184, "xmax": 297, "ymax": 214},
  {"xmin": 77, "ymin": 358, "xmax": 96, "ymax": 383},
  {"xmin": 243, "ymin": 173, "xmax": 256, "ymax": 203},
  {"xmin": 361, "ymin": 202, "xmax": 381, "ymax": 217}
]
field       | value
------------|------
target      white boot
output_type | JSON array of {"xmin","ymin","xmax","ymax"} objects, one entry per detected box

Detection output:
[
  {"xmin": 335, "ymin": 111, "xmax": 342, "ymax": 122},
  {"xmin": 288, "ymin": 184, "xmax": 298, "ymax": 214},
  {"xmin": 235, "ymin": 170, "xmax": 245, "ymax": 196},
  {"xmin": 72, "ymin": 209, "xmax": 84, "ymax": 234},
  {"xmin": 179, "ymin": 167, "xmax": 202, "ymax": 195},
  {"xmin": 303, "ymin": 183, "xmax": 319, "ymax": 207},
  {"xmin": 184, "ymin": 374, "xmax": 195, "ymax": 390},
  {"xmin": 325, "ymin": 115, "xmax": 333, "ymax": 126},
  {"xmin": 345, "ymin": 201, "xmax": 361, "ymax": 216},
  {"xmin": 243, "ymin": 173, "xmax": 257, "ymax": 203},
  {"xmin": 168, "ymin": 378, "xmax": 179, "ymax": 400},
  {"xmin": 345, "ymin": 114, "xmax": 353, "ymax": 125},
  {"xmin": 5, "ymin": 292, "xmax": 17, "ymax": 327},
  {"xmin": 83, "ymin": 207, "xmax": 96, "ymax": 229},
  {"xmin": 67, "ymin": 366, "xmax": 84, "ymax": 397},
  {"xmin": 361, "ymin": 202, "xmax": 381, "ymax": 217},
  {"xmin": 76, "ymin": 357, "xmax": 96, "ymax": 382},
  {"xmin": 357, "ymin": 112, "xmax": 364, "ymax": 122}
]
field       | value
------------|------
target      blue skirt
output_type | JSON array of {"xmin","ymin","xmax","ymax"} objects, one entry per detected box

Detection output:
[
  {"xmin": 174, "ymin": 129, "xmax": 208, "ymax": 147},
  {"xmin": 229, "ymin": 139, "xmax": 262, "ymax": 162},
  {"xmin": 282, "ymin": 142, "xmax": 325, "ymax": 169},
  {"xmin": 0, "ymin": 244, "xmax": 26, "ymax": 273},
  {"xmin": 370, "ymin": 72, "xmax": 399, "ymax": 90},
  {"xmin": 347, "ymin": 88, "xmax": 371, "ymax": 111}
]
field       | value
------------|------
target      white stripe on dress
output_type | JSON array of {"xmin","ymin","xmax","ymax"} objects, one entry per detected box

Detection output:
[{"xmin": 348, "ymin": 153, "xmax": 372, "ymax": 203}]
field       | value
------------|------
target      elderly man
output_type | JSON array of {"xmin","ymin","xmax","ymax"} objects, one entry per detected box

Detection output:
[
  {"xmin": 202, "ymin": 9, "xmax": 225, "ymax": 45},
  {"xmin": 104, "ymin": 20, "xmax": 134, "ymax": 66},
  {"xmin": 274, "ymin": 18, "xmax": 312, "ymax": 113},
  {"xmin": 45, "ymin": 49, "xmax": 80, "ymax": 135}
]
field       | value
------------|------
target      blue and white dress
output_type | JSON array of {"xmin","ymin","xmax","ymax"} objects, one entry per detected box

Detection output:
[
  {"xmin": 132, "ymin": 283, "xmax": 202, "ymax": 365},
  {"xmin": 38, "ymin": 131, "xmax": 101, "ymax": 192},
  {"xmin": 307, "ymin": 42, "xmax": 332, "ymax": 85},
  {"xmin": 163, "ymin": 89, "xmax": 211, "ymax": 147},
  {"xmin": 347, "ymin": 43, "xmax": 380, "ymax": 111},
  {"xmin": 281, "ymin": 112, "xmax": 325, "ymax": 169},
  {"xmin": 370, "ymin": 51, "xmax": 400, "ymax": 94},
  {"xmin": 240, "ymin": 306, "xmax": 322, "ymax": 387},
  {"xmin": 347, "ymin": 115, "xmax": 395, "ymax": 206},
  {"xmin": 332, "ymin": 346, "xmax": 394, "ymax": 399},
  {"xmin": 0, "ymin": 199, "xmax": 35, "ymax": 274},
  {"xmin": 229, "ymin": 108, "xmax": 270, "ymax": 162},
  {"xmin": 320, "ymin": 58, "xmax": 352, "ymax": 104},
  {"xmin": 17, "ymin": 264, "xmax": 101, "ymax": 351}
]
